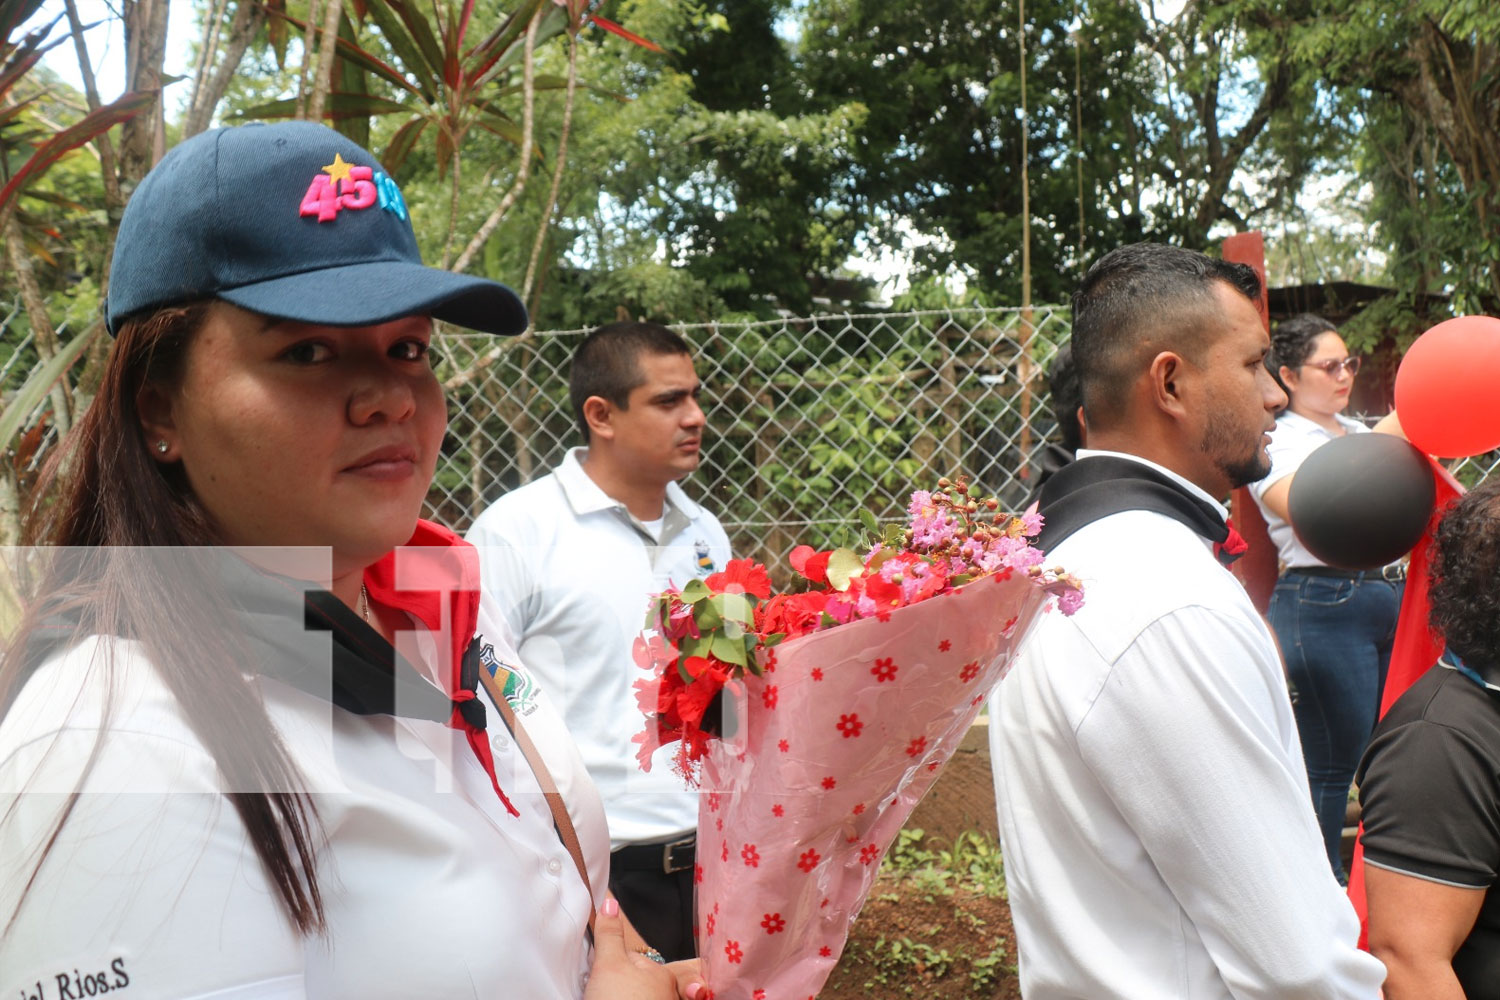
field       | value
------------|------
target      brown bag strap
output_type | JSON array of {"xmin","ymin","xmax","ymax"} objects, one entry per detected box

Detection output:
[{"xmin": 477, "ymin": 667, "xmax": 597, "ymax": 934}]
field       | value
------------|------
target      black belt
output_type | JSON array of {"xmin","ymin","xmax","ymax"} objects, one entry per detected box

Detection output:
[
  {"xmin": 612, "ymin": 835, "xmax": 695, "ymax": 874},
  {"xmin": 1285, "ymin": 564, "xmax": 1405, "ymax": 583}
]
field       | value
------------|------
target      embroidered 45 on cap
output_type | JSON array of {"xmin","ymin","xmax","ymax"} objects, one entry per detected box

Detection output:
[{"xmin": 105, "ymin": 120, "xmax": 526, "ymax": 337}]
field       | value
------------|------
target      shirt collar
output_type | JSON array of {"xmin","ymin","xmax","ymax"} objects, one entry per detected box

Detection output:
[
  {"xmin": 553, "ymin": 447, "xmax": 703, "ymax": 520},
  {"xmin": 1074, "ymin": 448, "xmax": 1228, "ymax": 520}
]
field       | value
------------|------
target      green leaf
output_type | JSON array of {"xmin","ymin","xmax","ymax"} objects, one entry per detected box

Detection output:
[
  {"xmin": 721, "ymin": 616, "xmax": 743, "ymax": 640},
  {"xmin": 0, "ymin": 90, "xmax": 155, "ymax": 218},
  {"xmin": 826, "ymin": 547, "xmax": 864, "ymax": 592},
  {"xmin": 710, "ymin": 633, "xmax": 748, "ymax": 669},
  {"xmin": 680, "ymin": 579, "xmax": 710, "ymax": 604},
  {"xmin": 0, "ymin": 324, "xmax": 98, "ymax": 451},
  {"xmin": 679, "ymin": 635, "xmax": 712, "ymax": 660},
  {"xmin": 762, "ymin": 633, "xmax": 786, "ymax": 648},
  {"xmin": 718, "ymin": 591, "xmax": 754, "ymax": 624},
  {"xmin": 858, "ymin": 506, "xmax": 882, "ymax": 538},
  {"xmin": 695, "ymin": 599, "xmax": 722, "ymax": 631}
]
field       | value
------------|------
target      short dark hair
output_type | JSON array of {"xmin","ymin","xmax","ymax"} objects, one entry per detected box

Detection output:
[
  {"xmin": 1046, "ymin": 341, "xmax": 1084, "ymax": 454},
  {"xmin": 569, "ymin": 320, "xmax": 692, "ymax": 441},
  {"xmin": 1267, "ymin": 314, "xmax": 1338, "ymax": 406},
  {"xmin": 1430, "ymin": 479, "xmax": 1500, "ymax": 672},
  {"xmin": 1070, "ymin": 243, "xmax": 1261, "ymax": 429}
]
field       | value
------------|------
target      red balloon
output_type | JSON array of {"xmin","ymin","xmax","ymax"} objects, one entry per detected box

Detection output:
[{"xmin": 1395, "ymin": 315, "xmax": 1500, "ymax": 458}]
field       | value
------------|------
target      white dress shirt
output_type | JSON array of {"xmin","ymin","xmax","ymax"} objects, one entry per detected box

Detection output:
[
  {"xmin": 989, "ymin": 450, "xmax": 1384, "ymax": 999},
  {"xmin": 466, "ymin": 448, "xmax": 732, "ymax": 849},
  {"xmin": 1248, "ymin": 410, "xmax": 1369, "ymax": 569},
  {"xmin": 0, "ymin": 598, "xmax": 609, "ymax": 1000}
]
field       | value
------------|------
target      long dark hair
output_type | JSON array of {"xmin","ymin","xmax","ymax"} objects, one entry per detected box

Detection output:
[{"xmin": 1, "ymin": 304, "xmax": 325, "ymax": 934}]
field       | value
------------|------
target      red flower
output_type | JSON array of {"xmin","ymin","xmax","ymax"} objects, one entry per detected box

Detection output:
[
  {"xmin": 836, "ymin": 713, "xmax": 864, "ymax": 738},
  {"xmin": 761, "ymin": 912, "xmax": 786, "ymax": 934},
  {"xmin": 694, "ymin": 863, "xmax": 704, "ymax": 885},
  {"xmin": 853, "ymin": 803, "xmax": 865, "ymax": 815},
  {"xmin": 797, "ymin": 848, "xmax": 821, "ymax": 872},
  {"xmin": 811, "ymin": 668, "xmax": 824, "ymax": 681},
  {"xmin": 707, "ymin": 912, "xmax": 716, "ymax": 935},
  {"xmin": 906, "ymin": 735, "xmax": 927, "ymax": 757},
  {"xmin": 876, "ymin": 610, "xmax": 892, "ymax": 623},
  {"xmin": 762, "ymin": 685, "xmax": 778, "ymax": 709},
  {"xmin": 819, "ymin": 946, "xmax": 832, "ymax": 957},
  {"xmin": 859, "ymin": 843, "xmax": 879, "ymax": 865},
  {"xmin": 772, "ymin": 803, "xmax": 784, "ymax": 817},
  {"xmin": 871, "ymin": 657, "xmax": 898, "ymax": 682},
  {"xmin": 821, "ymin": 776, "xmax": 836, "ymax": 790},
  {"xmin": 725, "ymin": 940, "xmax": 743, "ymax": 964},
  {"xmin": 706, "ymin": 559, "xmax": 771, "ymax": 599},
  {"xmin": 777, "ymin": 739, "xmax": 789, "ymax": 752},
  {"xmin": 754, "ymin": 992, "xmax": 766, "ymax": 1000},
  {"xmin": 938, "ymin": 638, "xmax": 952, "ymax": 652},
  {"xmin": 763, "ymin": 647, "xmax": 778, "ymax": 672},
  {"xmin": 741, "ymin": 843, "xmax": 761, "ymax": 867},
  {"xmin": 756, "ymin": 590, "xmax": 831, "ymax": 640},
  {"xmin": 789, "ymin": 545, "xmax": 832, "ymax": 585},
  {"xmin": 960, "ymin": 660, "xmax": 980, "ymax": 682},
  {"xmin": 707, "ymin": 792, "xmax": 720, "ymax": 812},
  {"xmin": 721, "ymin": 841, "xmax": 729, "ymax": 862}
]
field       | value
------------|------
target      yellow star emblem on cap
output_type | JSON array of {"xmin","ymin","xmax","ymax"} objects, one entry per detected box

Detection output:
[{"xmin": 322, "ymin": 153, "xmax": 355, "ymax": 185}]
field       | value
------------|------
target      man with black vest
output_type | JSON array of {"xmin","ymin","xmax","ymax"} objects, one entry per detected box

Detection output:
[{"xmin": 988, "ymin": 243, "xmax": 1384, "ymax": 999}]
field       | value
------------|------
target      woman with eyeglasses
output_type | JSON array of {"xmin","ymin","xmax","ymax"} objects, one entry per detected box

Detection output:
[{"xmin": 1248, "ymin": 313, "xmax": 1402, "ymax": 885}]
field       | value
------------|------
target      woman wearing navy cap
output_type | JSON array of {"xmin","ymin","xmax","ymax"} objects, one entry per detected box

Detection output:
[{"xmin": 0, "ymin": 122, "xmax": 698, "ymax": 1000}]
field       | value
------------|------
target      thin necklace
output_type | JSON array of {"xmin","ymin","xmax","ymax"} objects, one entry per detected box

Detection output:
[{"xmin": 359, "ymin": 583, "xmax": 371, "ymax": 623}]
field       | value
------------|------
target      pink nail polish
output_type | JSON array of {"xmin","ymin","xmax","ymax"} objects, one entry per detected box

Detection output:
[{"xmin": 601, "ymin": 897, "xmax": 619, "ymax": 917}]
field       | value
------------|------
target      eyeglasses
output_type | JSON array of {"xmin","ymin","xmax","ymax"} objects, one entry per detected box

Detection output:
[{"xmin": 1302, "ymin": 356, "xmax": 1361, "ymax": 378}]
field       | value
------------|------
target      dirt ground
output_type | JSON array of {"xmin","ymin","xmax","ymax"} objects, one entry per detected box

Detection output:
[{"xmin": 820, "ymin": 857, "xmax": 1022, "ymax": 999}]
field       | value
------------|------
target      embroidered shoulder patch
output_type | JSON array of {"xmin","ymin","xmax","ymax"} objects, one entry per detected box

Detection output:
[{"xmin": 478, "ymin": 641, "xmax": 541, "ymax": 716}]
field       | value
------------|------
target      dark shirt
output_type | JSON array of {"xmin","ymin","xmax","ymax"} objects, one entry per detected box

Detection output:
[{"xmin": 1358, "ymin": 664, "xmax": 1500, "ymax": 1000}]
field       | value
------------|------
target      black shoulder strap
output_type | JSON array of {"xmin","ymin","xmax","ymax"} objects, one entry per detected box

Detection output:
[{"xmin": 1036, "ymin": 455, "xmax": 1231, "ymax": 554}]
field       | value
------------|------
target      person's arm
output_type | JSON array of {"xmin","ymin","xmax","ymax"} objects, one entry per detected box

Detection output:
[
  {"xmin": 1075, "ymin": 607, "xmax": 1384, "ymax": 999},
  {"xmin": 585, "ymin": 897, "xmax": 701, "ymax": 1000},
  {"xmin": 1364, "ymin": 864, "xmax": 1482, "ymax": 1000},
  {"xmin": 1257, "ymin": 413, "xmax": 1404, "ymax": 523}
]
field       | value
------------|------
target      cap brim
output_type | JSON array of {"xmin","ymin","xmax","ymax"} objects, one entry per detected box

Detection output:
[{"xmin": 219, "ymin": 261, "xmax": 528, "ymax": 336}]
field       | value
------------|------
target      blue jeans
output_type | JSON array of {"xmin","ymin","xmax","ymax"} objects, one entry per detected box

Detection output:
[{"xmin": 1268, "ymin": 570, "xmax": 1401, "ymax": 884}]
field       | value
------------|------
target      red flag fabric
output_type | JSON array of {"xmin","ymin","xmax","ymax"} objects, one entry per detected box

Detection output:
[
  {"xmin": 365, "ymin": 519, "xmax": 518, "ymax": 817},
  {"xmin": 1347, "ymin": 458, "xmax": 1465, "ymax": 945}
]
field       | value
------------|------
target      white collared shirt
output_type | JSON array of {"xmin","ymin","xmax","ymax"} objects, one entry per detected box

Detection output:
[
  {"xmin": 466, "ymin": 448, "xmax": 732, "ymax": 849},
  {"xmin": 990, "ymin": 451, "xmax": 1384, "ymax": 999},
  {"xmin": 0, "ymin": 600, "xmax": 609, "ymax": 1000},
  {"xmin": 1248, "ymin": 410, "xmax": 1369, "ymax": 568}
]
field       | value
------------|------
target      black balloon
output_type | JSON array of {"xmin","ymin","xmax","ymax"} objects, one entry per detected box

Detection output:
[{"xmin": 1287, "ymin": 433, "xmax": 1435, "ymax": 570}]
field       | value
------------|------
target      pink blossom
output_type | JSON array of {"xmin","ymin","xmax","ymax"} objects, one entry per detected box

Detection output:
[{"xmin": 1019, "ymin": 501, "xmax": 1045, "ymax": 537}]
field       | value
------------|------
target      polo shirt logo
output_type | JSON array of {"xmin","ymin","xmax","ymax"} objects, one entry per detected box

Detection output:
[
  {"xmin": 695, "ymin": 539, "xmax": 715, "ymax": 574},
  {"xmin": 298, "ymin": 152, "xmax": 408, "ymax": 223}
]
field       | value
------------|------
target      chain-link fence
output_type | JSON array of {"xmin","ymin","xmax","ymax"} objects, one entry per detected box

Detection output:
[
  {"xmin": 7, "ymin": 303, "xmax": 1500, "ymax": 571},
  {"xmin": 435, "ymin": 307, "xmax": 1073, "ymax": 569}
]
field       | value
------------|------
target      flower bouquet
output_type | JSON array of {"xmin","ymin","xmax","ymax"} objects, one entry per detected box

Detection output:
[{"xmin": 632, "ymin": 480, "xmax": 1081, "ymax": 1000}]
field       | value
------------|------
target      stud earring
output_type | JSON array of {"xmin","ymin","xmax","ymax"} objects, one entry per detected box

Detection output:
[{"xmin": 155, "ymin": 440, "xmax": 169, "ymax": 454}]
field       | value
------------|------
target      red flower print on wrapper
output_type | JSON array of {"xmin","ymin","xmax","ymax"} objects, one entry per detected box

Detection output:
[
  {"xmin": 742, "ymin": 843, "xmax": 761, "ymax": 867},
  {"xmin": 764, "ymin": 648, "xmax": 777, "ymax": 672},
  {"xmin": 871, "ymin": 657, "xmax": 898, "ymax": 682},
  {"xmin": 762, "ymin": 685, "xmax": 778, "ymax": 710},
  {"xmin": 716, "ymin": 817, "xmax": 724, "ymax": 832},
  {"xmin": 811, "ymin": 668, "xmax": 823, "ymax": 681},
  {"xmin": 819, "ymin": 946, "xmax": 832, "ymax": 957},
  {"xmin": 906, "ymin": 736, "xmax": 927, "ymax": 757},
  {"xmin": 859, "ymin": 843, "xmax": 879, "ymax": 865},
  {"xmin": 876, "ymin": 610, "xmax": 892, "ymax": 623},
  {"xmin": 772, "ymin": 804, "xmax": 784, "ymax": 818},
  {"xmin": 836, "ymin": 713, "xmax": 863, "ymax": 738},
  {"xmin": 721, "ymin": 841, "xmax": 729, "ymax": 863},
  {"xmin": 959, "ymin": 660, "xmax": 980, "ymax": 682},
  {"xmin": 939, "ymin": 638, "xmax": 952, "ymax": 652},
  {"xmin": 777, "ymin": 739, "xmax": 789, "ymax": 753},
  {"xmin": 798, "ymin": 848, "xmax": 821, "ymax": 873},
  {"xmin": 754, "ymin": 992, "xmax": 766, "ymax": 1000},
  {"xmin": 821, "ymin": 776, "xmax": 836, "ymax": 790},
  {"xmin": 694, "ymin": 863, "xmax": 704, "ymax": 885},
  {"xmin": 853, "ymin": 803, "xmax": 865, "ymax": 815},
  {"xmin": 761, "ymin": 913, "xmax": 786, "ymax": 934},
  {"xmin": 707, "ymin": 912, "xmax": 716, "ymax": 935},
  {"xmin": 707, "ymin": 792, "xmax": 721, "ymax": 812},
  {"xmin": 725, "ymin": 940, "xmax": 744, "ymax": 964}
]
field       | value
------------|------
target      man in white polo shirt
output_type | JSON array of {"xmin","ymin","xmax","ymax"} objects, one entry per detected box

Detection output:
[{"xmin": 467, "ymin": 320, "xmax": 730, "ymax": 961}]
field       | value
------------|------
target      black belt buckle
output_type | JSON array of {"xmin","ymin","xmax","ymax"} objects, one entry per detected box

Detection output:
[{"xmin": 662, "ymin": 835, "xmax": 695, "ymax": 874}]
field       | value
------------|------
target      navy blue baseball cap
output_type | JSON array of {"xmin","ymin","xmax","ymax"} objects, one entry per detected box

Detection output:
[{"xmin": 105, "ymin": 121, "xmax": 527, "ymax": 336}]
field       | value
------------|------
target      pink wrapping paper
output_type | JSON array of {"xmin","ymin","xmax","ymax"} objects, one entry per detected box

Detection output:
[{"xmin": 691, "ymin": 570, "xmax": 1050, "ymax": 999}]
